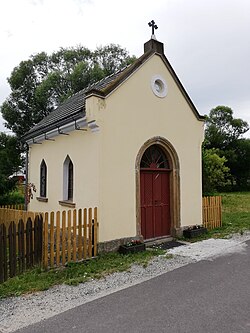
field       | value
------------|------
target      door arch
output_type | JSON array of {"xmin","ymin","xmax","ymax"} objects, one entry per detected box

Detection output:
[{"xmin": 135, "ymin": 137, "xmax": 180, "ymax": 240}]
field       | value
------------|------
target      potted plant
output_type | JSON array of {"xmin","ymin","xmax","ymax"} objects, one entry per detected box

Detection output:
[
  {"xmin": 119, "ymin": 239, "xmax": 146, "ymax": 254},
  {"xmin": 183, "ymin": 225, "xmax": 207, "ymax": 239}
]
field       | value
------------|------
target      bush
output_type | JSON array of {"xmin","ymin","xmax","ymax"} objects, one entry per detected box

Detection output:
[{"xmin": 0, "ymin": 190, "xmax": 25, "ymax": 205}]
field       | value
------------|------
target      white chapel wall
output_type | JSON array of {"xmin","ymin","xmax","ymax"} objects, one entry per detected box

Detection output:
[{"xmin": 28, "ymin": 129, "xmax": 99, "ymax": 213}]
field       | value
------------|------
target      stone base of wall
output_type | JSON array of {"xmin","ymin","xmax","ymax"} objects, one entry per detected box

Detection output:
[
  {"xmin": 172, "ymin": 227, "xmax": 183, "ymax": 238},
  {"xmin": 98, "ymin": 227, "xmax": 188, "ymax": 253},
  {"xmin": 98, "ymin": 236, "xmax": 143, "ymax": 253}
]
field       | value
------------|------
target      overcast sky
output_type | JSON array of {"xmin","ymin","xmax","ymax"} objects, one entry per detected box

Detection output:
[{"xmin": 0, "ymin": 0, "xmax": 249, "ymax": 136}]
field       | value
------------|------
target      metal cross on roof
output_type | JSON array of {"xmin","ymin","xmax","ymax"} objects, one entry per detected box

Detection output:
[{"xmin": 148, "ymin": 20, "xmax": 158, "ymax": 36}]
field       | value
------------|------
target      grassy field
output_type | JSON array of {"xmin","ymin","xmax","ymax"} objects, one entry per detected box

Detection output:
[
  {"xmin": 209, "ymin": 192, "xmax": 250, "ymax": 238},
  {"xmin": 0, "ymin": 192, "xmax": 249, "ymax": 299}
]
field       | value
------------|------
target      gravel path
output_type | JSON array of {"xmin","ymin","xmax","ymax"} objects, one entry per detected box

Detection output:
[{"xmin": 0, "ymin": 232, "xmax": 249, "ymax": 333}]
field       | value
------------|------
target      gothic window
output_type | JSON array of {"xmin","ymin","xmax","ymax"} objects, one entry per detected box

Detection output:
[
  {"xmin": 63, "ymin": 156, "xmax": 74, "ymax": 201},
  {"xmin": 68, "ymin": 160, "xmax": 73, "ymax": 201},
  {"xmin": 40, "ymin": 159, "xmax": 47, "ymax": 197}
]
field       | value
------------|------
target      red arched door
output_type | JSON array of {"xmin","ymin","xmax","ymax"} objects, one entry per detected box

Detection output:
[{"xmin": 140, "ymin": 145, "xmax": 171, "ymax": 240}]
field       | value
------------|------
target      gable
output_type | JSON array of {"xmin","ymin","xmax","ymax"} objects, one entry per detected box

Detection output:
[{"xmin": 22, "ymin": 38, "xmax": 204, "ymax": 144}]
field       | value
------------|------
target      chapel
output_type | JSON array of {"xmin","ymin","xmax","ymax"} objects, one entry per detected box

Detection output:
[{"xmin": 23, "ymin": 23, "xmax": 205, "ymax": 245}]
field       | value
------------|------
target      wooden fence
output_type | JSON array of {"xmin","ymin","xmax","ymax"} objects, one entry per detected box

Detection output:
[
  {"xmin": 43, "ymin": 208, "xmax": 98, "ymax": 269},
  {"xmin": 0, "ymin": 208, "xmax": 40, "ymax": 232},
  {"xmin": 0, "ymin": 204, "xmax": 24, "ymax": 211},
  {"xmin": 202, "ymin": 196, "xmax": 222, "ymax": 230},
  {"xmin": 0, "ymin": 207, "xmax": 98, "ymax": 283},
  {"xmin": 0, "ymin": 216, "xmax": 43, "ymax": 283}
]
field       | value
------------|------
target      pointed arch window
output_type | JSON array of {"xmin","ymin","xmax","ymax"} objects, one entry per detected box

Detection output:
[
  {"xmin": 40, "ymin": 159, "xmax": 47, "ymax": 198},
  {"xmin": 63, "ymin": 155, "xmax": 74, "ymax": 202},
  {"xmin": 68, "ymin": 160, "xmax": 73, "ymax": 201}
]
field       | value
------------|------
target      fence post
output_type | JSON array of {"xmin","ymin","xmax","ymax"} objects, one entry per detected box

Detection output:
[
  {"xmin": 43, "ymin": 212, "xmax": 49, "ymax": 270},
  {"xmin": 61, "ymin": 211, "xmax": 66, "ymax": 266},
  {"xmin": 18, "ymin": 219, "xmax": 25, "ymax": 273},
  {"xmin": 9, "ymin": 222, "xmax": 17, "ymax": 278},
  {"xmin": 88, "ymin": 208, "xmax": 92, "ymax": 258},
  {"xmin": 26, "ymin": 217, "xmax": 33, "ymax": 268},
  {"xmin": 0, "ymin": 224, "xmax": 7, "ymax": 283},
  {"xmin": 78, "ymin": 209, "xmax": 83, "ymax": 260},
  {"xmin": 93, "ymin": 207, "xmax": 98, "ymax": 257},
  {"xmin": 56, "ymin": 211, "xmax": 61, "ymax": 267},
  {"xmin": 50, "ymin": 212, "xmax": 55, "ymax": 268},
  {"xmin": 34, "ymin": 215, "xmax": 43, "ymax": 265}
]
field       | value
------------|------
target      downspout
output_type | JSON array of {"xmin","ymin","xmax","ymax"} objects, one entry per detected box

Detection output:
[{"xmin": 24, "ymin": 143, "xmax": 29, "ymax": 211}]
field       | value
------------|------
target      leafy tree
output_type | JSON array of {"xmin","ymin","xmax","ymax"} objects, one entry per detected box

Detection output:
[
  {"xmin": 204, "ymin": 106, "xmax": 249, "ymax": 150},
  {"xmin": 1, "ymin": 45, "xmax": 135, "ymax": 138},
  {"xmin": 0, "ymin": 133, "xmax": 23, "ymax": 202},
  {"xmin": 204, "ymin": 106, "xmax": 249, "ymax": 190},
  {"xmin": 202, "ymin": 148, "xmax": 230, "ymax": 194}
]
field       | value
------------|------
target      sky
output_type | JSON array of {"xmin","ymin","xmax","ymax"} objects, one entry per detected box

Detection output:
[{"xmin": 0, "ymin": 0, "xmax": 249, "ymax": 137}]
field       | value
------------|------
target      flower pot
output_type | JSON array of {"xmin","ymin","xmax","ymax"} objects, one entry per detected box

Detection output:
[
  {"xmin": 119, "ymin": 243, "xmax": 146, "ymax": 254},
  {"xmin": 183, "ymin": 227, "xmax": 207, "ymax": 239}
]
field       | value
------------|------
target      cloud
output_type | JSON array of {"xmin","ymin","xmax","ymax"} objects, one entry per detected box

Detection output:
[{"xmin": 28, "ymin": 0, "xmax": 44, "ymax": 5}]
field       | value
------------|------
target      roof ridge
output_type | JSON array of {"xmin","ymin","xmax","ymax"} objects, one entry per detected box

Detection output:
[{"xmin": 85, "ymin": 64, "xmax": 131, "ymax": 91}]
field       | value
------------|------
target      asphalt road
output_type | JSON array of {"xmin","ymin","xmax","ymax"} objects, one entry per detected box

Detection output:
[{"xmin": 15, "ymin": 240, "xmax": 250, "ymax": 333}]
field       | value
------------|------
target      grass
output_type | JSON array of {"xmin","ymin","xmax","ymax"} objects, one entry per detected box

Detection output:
[
  {"xmin": 0, "ymin": 248, "xmax": 164, "ymax": 299},
  {"xmin": 213, "ymin": 192, "xmax": 250, "ymax": 237}
]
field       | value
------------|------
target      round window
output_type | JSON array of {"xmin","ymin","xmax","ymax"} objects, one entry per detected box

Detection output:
[{"xmin": 151, "ymin": 75, "xmax": 167, "ymax": 98}]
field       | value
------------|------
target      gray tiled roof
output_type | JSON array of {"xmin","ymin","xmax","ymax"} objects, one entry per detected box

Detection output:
[{"xmin": 22, "ymin": 66, "xmax": 129, "ymax": 141}]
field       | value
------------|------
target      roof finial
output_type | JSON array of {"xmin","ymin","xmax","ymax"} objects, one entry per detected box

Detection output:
[{"xmin": 148, "ymin": 20, "xmax": 158, "ymax": 40}]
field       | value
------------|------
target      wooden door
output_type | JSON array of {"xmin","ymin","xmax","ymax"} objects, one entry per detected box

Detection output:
[{"xmin": 140, "ymin": 145, "xmax": 171, "ymax": 240}]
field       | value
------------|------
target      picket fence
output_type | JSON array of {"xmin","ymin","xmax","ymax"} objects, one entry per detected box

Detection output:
[
  {"xmin": 0, "ymin": 204, "xmax": 24, "ymax": 210},
  {"xmin": 202, "ymin": 196, "xmax": 222, "ymax": 230},
  {"xmin": 0, "ymin": 215, "xmax": 43, "ymax": 283},
  {"xmin": 0, "ymin": 207, "xmax": 98, "ymax": 283},
  {"xmin": 43, "ymin": 208, "xmax": 98, "ymax": 269}
]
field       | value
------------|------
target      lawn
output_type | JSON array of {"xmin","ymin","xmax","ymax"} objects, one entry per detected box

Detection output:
[{"xmin": 219, "ymin": 191, "xmax": 250, "ymax": 235}]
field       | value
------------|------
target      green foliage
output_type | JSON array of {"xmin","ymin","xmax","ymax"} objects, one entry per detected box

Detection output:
[
  {"xmin": 203, "ymin": 106, "xmax": 250, "ymax": 191},
  {"xmin": 0, "ymin": 248, "xmax": 164, "ymax": 299},
  {"xmin": 228, "ymin": 138, "xmax": 250, "ymax": 190},
  {"xmin": 0, "ymin": 133, "xmax": 23, "ymax": 202},
  {"xmin": 205, "ymin": 106, "xmax": 249, "ymax": 150},
  {"xmin": 202, "ymin": 148, "xmax": 230, "ymax": 194},
  {"xmin": 0, "ymin": 190, "xmax": 24, "ymax": 205},
  {"xmin": 1, "ymin": 44, "xmax": 135, "ymax": 138}
]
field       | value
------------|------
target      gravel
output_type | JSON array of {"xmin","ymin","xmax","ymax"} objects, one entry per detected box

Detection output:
[{"xmin": 0, "ymin": 232, "xmax": 249, "ymax": 333}]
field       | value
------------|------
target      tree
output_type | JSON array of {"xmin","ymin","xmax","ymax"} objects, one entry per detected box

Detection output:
[
  {"xmin": 204, "ymin": 106, "xmax": 249, "ymax": 150},
  {"xmin": 202, "ymin": 148, "xmax": 230, "ymax": 194},
  {"xmin": 0, "ymin": 133, "xmax": 23, "ymax": 202},
  {"xmin": 1, "ymin": 45, "xmax": 135, "ymax": 138},
  {"xmin": 204, "ymin": 105, "xmax": 250, "ymax": 190}
]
